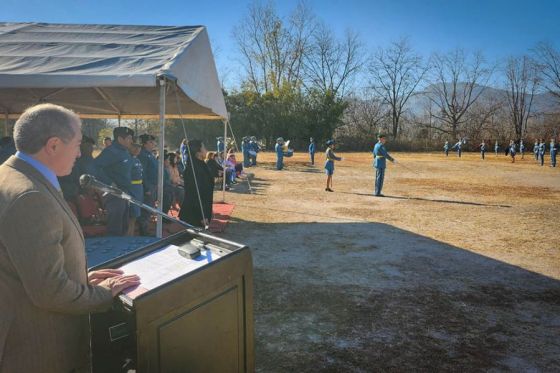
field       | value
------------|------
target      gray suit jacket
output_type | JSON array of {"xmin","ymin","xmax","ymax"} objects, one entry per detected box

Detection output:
[{"xmin": 0, "ymin": 156, "xmax": 113, "ymax": 372}]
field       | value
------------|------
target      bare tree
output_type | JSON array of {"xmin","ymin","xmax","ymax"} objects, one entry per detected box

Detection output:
[
  {"xmin": 368, "ymin": 38, "xmax": 428, "ymax": 139},
  {"xmin": 426, "ymin": 49, "xmax": 492, "ymax": 140},
  {"xmin": 232, "ymin": 1, "xmax": 315, "ymax": 94},
  {"xmin": 504, "ymin": 56, "xmax": 540, "ymax": 139},
  {"xmin": 303, "ymin": 24, "xmax": 363, "ymax": 98},
  {"xmin": 534, "ymin": 42, "xmax": 560, "ymax": 102}
]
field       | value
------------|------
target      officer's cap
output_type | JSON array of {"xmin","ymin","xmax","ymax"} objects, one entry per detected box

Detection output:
[
  {"xmin": 377, "ymin": 133, "xmax": 386, "ymax": 139},
  {"xmin": 113, "ymin": 127, "xmax": 134, "ymax": 139},
  {"xmin": 277, "ymin": 137, "xmax": 284, "ymax": 143},
  {"xmin": 326, "ymin": 139, "xmax": 335, "ymax": 146},
  {"xmin": 139, "ymin": 133, "xmax": 156, "ymax": 144}
]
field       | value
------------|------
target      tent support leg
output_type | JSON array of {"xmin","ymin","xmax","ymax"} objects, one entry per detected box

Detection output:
[
  {"xmin": 157, "ymin": 79, "xmax": 166, "ymax": 238},
  {"xmin": 222, "ymin": 118, "xmax": 228, "ymax": 203},
  {"xmin": 4, "ymin": 112, "xmax": 8, "ymax": 137}
]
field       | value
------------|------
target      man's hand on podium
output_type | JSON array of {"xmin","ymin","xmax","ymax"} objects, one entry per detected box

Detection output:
[{"xmin": 89, "ymin": 269, "xmax": 141, "ymax": 296}]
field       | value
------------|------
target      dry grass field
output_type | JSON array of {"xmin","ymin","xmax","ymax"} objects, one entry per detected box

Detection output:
[{"xmin": 216, "ymin": 150, "xmax": 560, "ymax": 371}]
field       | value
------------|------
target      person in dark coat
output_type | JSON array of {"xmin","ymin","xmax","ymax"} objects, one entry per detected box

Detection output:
[{"xmin": 179, "ymin": 140, "xmax": 214, "ymax": 228}]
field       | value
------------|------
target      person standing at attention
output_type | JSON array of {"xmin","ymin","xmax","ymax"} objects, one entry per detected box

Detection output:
[
  {"xmin": 324, "ymin": 139, "xmax": 342, "ymax": 192},
  {"xmin": 373, "ymin": 134, "xmax": 395, "ymax": 197},
  {"xmin": 309, "ymin": 137, "xmax": 316, "ymax": 165},
  {"xmin": 0, "ymin": 104, "xmax": 139, "ymax": 372}
]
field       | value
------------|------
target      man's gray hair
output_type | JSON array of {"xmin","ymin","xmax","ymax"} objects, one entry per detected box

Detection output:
[{"xmin": 13, "ymin": 103, "xmax": 81, "ymax": 154}]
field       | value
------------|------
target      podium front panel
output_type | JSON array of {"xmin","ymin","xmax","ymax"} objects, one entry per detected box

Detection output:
[{"xmin": 90, "ymin": 230, "xmax": 254, "ymax": 373}]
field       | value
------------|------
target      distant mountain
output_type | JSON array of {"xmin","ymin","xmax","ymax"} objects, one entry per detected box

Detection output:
[{"xmin": 407, "ymin": 84, "xmax": 558, "ymax": 116}]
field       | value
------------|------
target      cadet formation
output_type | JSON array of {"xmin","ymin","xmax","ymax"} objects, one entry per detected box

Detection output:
[
  {"xmin": 0, "ymin": 103, "xmax": 557, "ymax": 237},
  {"xmin": 442, "ymin": 137, "xmax": 558, "ymax": 168}
]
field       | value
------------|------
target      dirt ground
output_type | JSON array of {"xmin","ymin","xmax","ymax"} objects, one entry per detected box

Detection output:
[{"xmin": 215, "ymin": 150, "xmax": 560, "ymax": 372}]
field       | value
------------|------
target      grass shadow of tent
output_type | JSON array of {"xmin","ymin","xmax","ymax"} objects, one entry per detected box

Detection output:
[{"xmin": 220, "ymin": 220, "xmax": 560, "ymax": 372}]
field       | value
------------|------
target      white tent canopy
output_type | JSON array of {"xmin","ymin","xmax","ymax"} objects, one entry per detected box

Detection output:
[
  {"xmin": 0, "ymin": 22, "xmax": 226, "ymax": 119},
  {"xmin": 0, "ymin": 22, "xmax": 228, "ymax": 236}
]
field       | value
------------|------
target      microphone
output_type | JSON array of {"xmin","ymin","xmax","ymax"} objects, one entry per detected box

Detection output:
[{"xmin": 79, "ymin": 174, "xmax": 131, "ymax": 200}]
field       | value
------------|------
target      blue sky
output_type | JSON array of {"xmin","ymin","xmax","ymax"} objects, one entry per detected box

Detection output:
[{"xmin": 3, "ymin": 0, "xmax": 559, "ymax": 88}]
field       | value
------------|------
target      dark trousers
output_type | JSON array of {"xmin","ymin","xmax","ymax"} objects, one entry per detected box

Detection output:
[
  {"xmin": 139, "ymin": 189, "xmax": 156, "ymax": 235},
  {"xmin": 104, "ymin": 195, "xmax": 128, "ymax": 236},
  {"xmin": 552, "ymin": 152, "xmax": 557, "ymax": 167},
  {"xmin": 540, "ymin": 154, "xmax": 545, "ymax": 166},
  {"xmin": 481, "ymin": 151, "xmax": 485, "ymax": 160},
  {"xmin": 375, "ymin": 167, "xmax": 385, "ymax": 196},
  {"xmin": 310, "ymin": 152, "xmax": 315, "ymax": 165}
]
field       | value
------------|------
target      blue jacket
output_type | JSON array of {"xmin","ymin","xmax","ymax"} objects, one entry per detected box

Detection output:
[
  {"xmin": 275, "ymin": 143, "xmax": 284, "ymax": 160},
  {"xmin": 373, "ymin": 142, "xmax": 393, "ymax": 169},
  {"xmin": 309, "ymin": 142, "xmax": 316, "ymax": 154},
  {"xmin": 138, "ymin": 148, "xmax": 158, "ymax": 193},
  {"xmin": 93, "ymin": 142, "xmax": 133, "ymax": 193}
]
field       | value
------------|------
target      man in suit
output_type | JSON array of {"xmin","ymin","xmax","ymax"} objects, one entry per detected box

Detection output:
[
  {"xmin": 0, "ymin": 104, "xmax": 140, "ymax": 372},
  {"xmin": 373, "ymin": 134, "xmax": 396, "ymax": 197}
]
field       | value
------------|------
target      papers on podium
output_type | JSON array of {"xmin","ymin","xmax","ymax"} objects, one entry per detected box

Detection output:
[{"xmin": 118, "ymin": 244, "xmax": 214, "ymax": 299}]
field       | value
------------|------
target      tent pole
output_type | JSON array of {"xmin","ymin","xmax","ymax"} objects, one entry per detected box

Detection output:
[
  {"xmin": 222, "ymin": 118, "xmax": 228, "ymax": 203},
  {"xmin": 157, "ymin": 78, "xmax": 166, "ymax": 238}
]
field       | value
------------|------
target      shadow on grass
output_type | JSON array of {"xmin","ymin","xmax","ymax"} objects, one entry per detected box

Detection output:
[
  {"xmin": 337, "ymin": 191, "xmax": 512, "ymax": 208},
  {"xmin": 218, "ymin": 220, "xmax": 560, "ymax": 372}
]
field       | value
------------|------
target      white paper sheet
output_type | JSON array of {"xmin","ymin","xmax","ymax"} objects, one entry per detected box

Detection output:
[{"xmin": 118, "ymin": 244, "xmax": 214, "ymax": 298}]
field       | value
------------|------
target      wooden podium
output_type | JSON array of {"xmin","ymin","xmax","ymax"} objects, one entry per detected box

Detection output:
[{"xmin": 90, "ymin": 230, "xmax": 254, "ymax": 372}]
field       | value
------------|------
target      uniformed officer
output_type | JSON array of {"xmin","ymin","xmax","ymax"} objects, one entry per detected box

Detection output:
[
  {"xmin": 249, "ymin": 136, "xmax": 260, "ymax": 166},
  {"xmin": 550, "ymin": 138, "xmax": 557, "ymax": 167},
  {"xmin": 324, "ymin": 140, "xmax": 342, "ymax": 192},
  {"xmin": 137, "ymin": 134, "xmax": 158, "ymax": 234},
  {"xmin": 275, "ymin": 137, "xmax": 285, "ymax": 170},
  {"xmin": 239, "ymin": 137, "xmax": 249, "ymax": 167},
  {"xmin": 443, "ymin": 141, "xmax": 449, "ymax": 157},
  {"xmin": 309, "ymin": 137, "xmax": 316, "ymax": 164},
  {"xmin": 93, "ymin": 127, "xmax": 134, "ymax": 236},
  {"xmin": 373, "ymin": 134, "xmax": 395, "ymax": 197},
  {"xmin": 127, "ymin": 143, "xmax": 144, "ymax": 236},
  {"xmin": 539, "ymin": 139, "xmax": 546, "ymax": 166},
  {"xmin": 452, "ymin": 139, "xmax": 462, "ymax": 157},
  {"xmin": 508, "ymin": 140, "xmax": 517, "ymax": 163},
  {"xmin": 216, "ymin": 136, "xmax": 225, "ymax": 154},
  {"xmin": 480, "ymin": 141, "xmax": 486, "ymax": 160},
  {"xmin": 495, "ymin": 140, "xmax": 499, "ymax": 156},
  {"xmin": 519, "ymin": 140, "xmax": 525, "ymax": 159},
  {"xmin": 533, "ymin": 140, "xmax": 539, "ymax": 161}
]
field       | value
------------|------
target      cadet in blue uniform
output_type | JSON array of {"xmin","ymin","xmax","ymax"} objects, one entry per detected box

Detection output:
[
  {"xmin": 495, "ymin": 140, "xmax": 499, "ymax": 156},
  {"xmin": 452, "ymin": 139, "xmax": 462, "ymax": 157},
  {"xmin": 324, "ymin": 140, "xmax": 342, "ymax": 192},
  {"xmin": 550, "ymin": 139, "xmax": 557, "ymax": 167},
  {"xmin": 249, "ymin": 136, "xmax": 260, "ymax": 166},
  {"xmin": 533, "ymin": 140, "xmax": 539, "ymax": 161},
  {"xmin": 508, "ymin": 140, "xmax": 516, "ymax": 163},
  {"xmin": 480, "ymin": 141, "xmax": 486, "ymax": 160},
  {"xmin": 93, "ymin": 127, "xmax": 134, "ymax": 236},
  {"xmin": 519, "ymin": 140, "xmax": 525, "ymax": 159},
  {"xmin": 443, "ymin": 141, "xmax": 449, "ymax": 157},
  {"xmin": 216, "ymin": 137, "xmax": 225, "ymax": 154},
  {"xmin": 309, "ymin": 137, "xmax": 316, "ymax": 164},
  {"xmin": 180, "ymin": 138, "xmax": 188, "ymax": 167},
  {"xmin": 127, "ymin": 143, "xmax": 144, "ymax": 236},
  {"xmin": 373, "ymin": 134, "xmax": 395, "ymax": 197},
  {"xmin": 539, "ymin": 139, "xmax": 546, "ymax": 166},
  {"xmin": 275, "ymin": 137, "xmax": 285, "ymax": 170},
  {"xmin": 137, "ymin": 134, "xmax": 158, "ymax": 235},
  {"xmin": 241, "ymin": 137, "xmax": 251, "ymax": 167}
]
